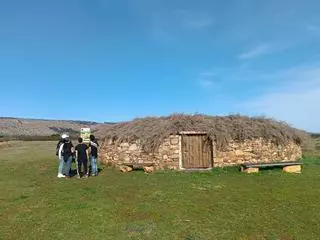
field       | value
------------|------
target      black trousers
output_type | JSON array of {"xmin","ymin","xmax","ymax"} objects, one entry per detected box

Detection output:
[{"xmin": 77, "ymin": 158, "xmax": 88, "ymax": 175}]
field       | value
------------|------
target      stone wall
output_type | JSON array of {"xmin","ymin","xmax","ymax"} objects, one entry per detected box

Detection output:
[
  {"xmin": 99, "ymin": 135, "xmax": 180, "ymax": 170},
  {"xmin": 214, "ymin": 138, "xmax": 302, "ymax": 167},
  {"xmin": 99, "ymin": 136, "xmax": 302, "ymax": 170}
]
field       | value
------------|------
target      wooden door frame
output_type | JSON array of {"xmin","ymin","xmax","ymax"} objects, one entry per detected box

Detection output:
[{"xmin": 179, "ymin": 132, "xmax": 214, "ymax": 170}]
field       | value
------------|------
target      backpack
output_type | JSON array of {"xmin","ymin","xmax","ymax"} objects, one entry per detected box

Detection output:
[{"xmin": 62, "ymin": 142, "xmax": 73, "ymax": 157}]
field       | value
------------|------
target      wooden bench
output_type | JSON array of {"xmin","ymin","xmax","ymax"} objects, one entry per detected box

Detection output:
[{"xmin": 241, "ymin": 161, "xmax": 303, "ymax": 174}]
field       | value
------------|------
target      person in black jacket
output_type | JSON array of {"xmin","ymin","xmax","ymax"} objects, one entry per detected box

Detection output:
[
  {"xmin": 58, "ymin": 135, "xmax": 74, "ymax": 178},
  {"xmin": 89, "ymin": 135, "xmax": 99, "ymax": 176},
  {"xmin": 75, "ymin": 137, "xmax": 89, "ymax": 178}
]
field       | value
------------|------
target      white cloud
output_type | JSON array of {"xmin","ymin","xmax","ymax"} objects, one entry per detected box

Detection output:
[
  {"xmin": 247, "ymin": 89, "xmax": 320, "ymax": 132},
  {"xmin": 199, "ymin": 79, "xmax": 214, "ymax": 88},
  {"xmin": 197, "ymin": 68, "xmax": 219, "ymax": 89},
  {"xmin": 238, "ymin": 44, "xmax": 270, "ymax": 59},
  {"xmin": 243, "ymin": 65, "xmax": 320, "ymax": 132}
]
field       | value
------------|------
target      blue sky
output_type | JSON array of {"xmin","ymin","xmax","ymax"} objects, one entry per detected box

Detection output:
[{"xmin": 0, "ymin": 0, "xmax": 320, "ymax": 132}]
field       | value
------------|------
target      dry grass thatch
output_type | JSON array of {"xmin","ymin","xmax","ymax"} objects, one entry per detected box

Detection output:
[{"xmin": 96, "ymin": 114, "xmax": 308, "ymax": 151}]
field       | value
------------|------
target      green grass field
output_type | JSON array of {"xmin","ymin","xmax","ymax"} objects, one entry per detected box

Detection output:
[{"xmin": 1, "ymin": 141, "xmax": 320, "ymax": 240}]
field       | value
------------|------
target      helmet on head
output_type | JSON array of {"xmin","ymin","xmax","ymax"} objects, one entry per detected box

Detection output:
[{"xmin": 61, "ymin": 133, "xmax": 69, "ymax": 139}]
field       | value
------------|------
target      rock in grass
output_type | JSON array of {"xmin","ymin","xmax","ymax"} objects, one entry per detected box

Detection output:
[
  {"xmin": 143, "ymin": 166, "xmax": 154, "ymax": 173},
  {"xmin": 120, "ymin": 166, "xmax": 133, "ymax": 173}
]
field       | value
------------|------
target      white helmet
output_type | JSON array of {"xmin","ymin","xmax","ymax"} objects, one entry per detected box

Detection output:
[{"xmin": 61, "ymin": 133, "xmax": 69, "ymax": 139}]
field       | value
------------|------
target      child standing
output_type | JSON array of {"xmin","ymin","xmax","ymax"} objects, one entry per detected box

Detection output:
[{"xmin": 75, "ymin": 137, "xmax": 89, "ymax": 178}]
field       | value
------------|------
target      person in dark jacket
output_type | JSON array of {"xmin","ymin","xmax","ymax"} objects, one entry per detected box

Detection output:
[
  {"xmin": 89, "ymin": 135, "xmax": 99, "ymax": 176},
  {"xmin": 75, "ymin": 137, "xmax": 89, "ymax": 179},
  {"xmin": 58, "ymin": 135, "xmax": 74, "ymax": 178}
]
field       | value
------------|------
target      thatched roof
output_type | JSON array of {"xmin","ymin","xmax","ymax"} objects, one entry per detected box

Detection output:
[{"xmin": 96, "ymin": 114, "xmax": 307, "ymax": 151}]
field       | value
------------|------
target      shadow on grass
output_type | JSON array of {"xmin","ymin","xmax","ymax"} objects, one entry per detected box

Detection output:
[
  {"xmin": 14, "ymin": 195, "xmax": 29, "ymax": 202},
  {"xmin": 210, "ymin": 165, "xmax": 288, "ymax": 175},
  {"xmin": 68, "ymin": 167, "xmax": 104, "ymax": 178},
  {"xmin": 211, "ymin": 166, "xmax": 240, "ymax": 174}
]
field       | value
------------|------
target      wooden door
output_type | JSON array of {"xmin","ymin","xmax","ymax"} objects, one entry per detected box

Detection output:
[{"xmin": 181, "ymin": 135, "xmax": 213, "ymax": 169}]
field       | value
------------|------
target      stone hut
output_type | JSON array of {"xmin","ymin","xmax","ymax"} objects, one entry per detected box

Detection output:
[{"xmin": 97, "ymin": 114, "xmax": 304, "ymax": 170}]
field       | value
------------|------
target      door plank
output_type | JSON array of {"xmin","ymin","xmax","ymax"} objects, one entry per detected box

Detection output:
[{"xmin": 181, "ymin": 134, "xmax": 213, "ymax": 169}]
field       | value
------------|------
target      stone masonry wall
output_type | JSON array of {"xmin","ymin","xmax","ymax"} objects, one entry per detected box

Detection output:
[
  {"xmin": 99, "ymin": 136, "xmax": 302, "ymax": 170},
  {"xmin": 99, "ymin": 135, "xmax": 180, "ymax": 170},
  {"xmin": 214, "ymin": 138, "xmax": 302, "ymax": 167}
]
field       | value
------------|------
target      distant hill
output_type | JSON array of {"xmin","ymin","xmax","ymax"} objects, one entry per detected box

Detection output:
[
  {"xmin": 302, "ymin": 132, "xmax": 320, "ymax": 157},
  {"xmin": 0, "ymin": 117, "xmax": 103, "ymax": 137},
  {"xmin": 310, "ymin": 133, "xmax": 320, "ymax": 138}
]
